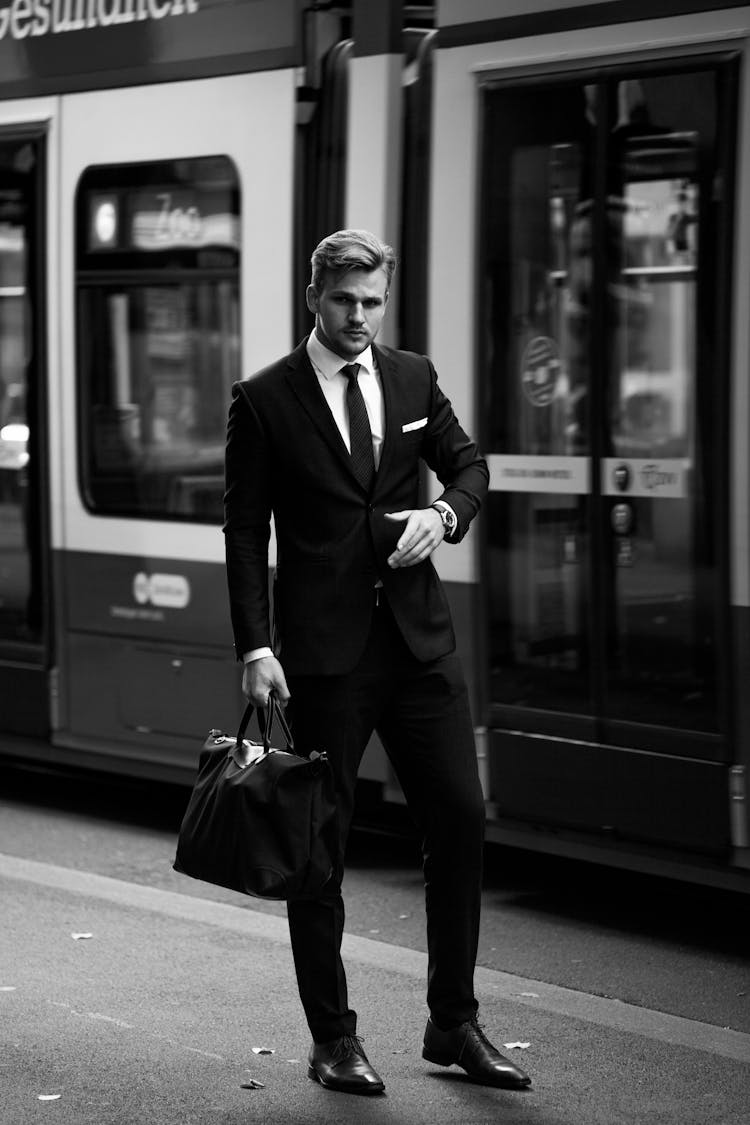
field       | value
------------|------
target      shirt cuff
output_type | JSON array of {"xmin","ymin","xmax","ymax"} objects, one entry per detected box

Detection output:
[
  {"xmin": 432, "ymin": 499, "xmax": 457, "ymax": 522},
  {"xmin": 242, "ymin": 647, "xmax": 274, "ymax": 663}
]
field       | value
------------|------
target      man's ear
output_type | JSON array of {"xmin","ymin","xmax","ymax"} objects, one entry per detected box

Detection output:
[{"xmin": 305, "ymin": 285, "xmax": 319, "ymax": 315}]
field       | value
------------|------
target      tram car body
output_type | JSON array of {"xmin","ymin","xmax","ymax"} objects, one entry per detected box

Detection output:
[{"xmin": 1, "ymin": 0, "xmax": 749, "ymax": 890}]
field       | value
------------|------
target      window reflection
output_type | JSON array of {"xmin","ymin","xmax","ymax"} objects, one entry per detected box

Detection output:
[
  {"xmin": 612, "ymin": 174, "xmax": 696, "ymax": 460},
  {"xmin": 482, "ymin": 68, "xmax": 725, "ymax": 731},
  {"xmin": 0, "ymin": 222, "xmax": 28, "ymax": 480},
  {"xmin": 0, "ymin": 175, "xmax": 33, "ymax": 638},
  {"xmin": 76, "ymin": 157, "xmax": 240, "ymax": 522},
  {"xmin": 482, "ymin": 82, "xmax": 593, "ymax": 713},
  {"xmin": 604, "ymin": 92, "xmax": 714, "ymax": 725}
]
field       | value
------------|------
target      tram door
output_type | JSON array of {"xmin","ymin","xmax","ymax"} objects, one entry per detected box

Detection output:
[
  {"xmin": 0, "ymin": 131, "xmax": 48, "ymax": 736},
  {"xmin": 480, "ymin": 60, "xmax": 736, "ymax": 853}
]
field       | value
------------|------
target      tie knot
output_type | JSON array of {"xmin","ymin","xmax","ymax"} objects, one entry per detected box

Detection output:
[{"xmin": 341, "ymin": 363, "xmax": 360, "ymax": 384}]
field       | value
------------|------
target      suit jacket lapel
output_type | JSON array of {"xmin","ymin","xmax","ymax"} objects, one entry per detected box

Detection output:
[
  {"xmin": 284, "ymin": 339, "xmax": 361, "ymax": 485},
  {"xmin": 372, "ymin": 342, "xmax": 398, "ymax": 493}
]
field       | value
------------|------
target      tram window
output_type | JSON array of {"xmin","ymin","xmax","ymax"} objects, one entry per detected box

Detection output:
[{"xmin": 75, "ymin": 156, "xmax": 241, "ymax": 522}]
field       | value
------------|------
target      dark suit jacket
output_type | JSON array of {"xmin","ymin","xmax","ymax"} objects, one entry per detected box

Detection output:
[{"xmin": 223, "ymin": 338, "xmax": 488, "ymax": 675}]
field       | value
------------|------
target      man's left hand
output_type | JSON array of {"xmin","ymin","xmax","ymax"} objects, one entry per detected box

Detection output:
[{"xmin": 385, "ymin": 508, "xmax": 444, "ymax": 568}]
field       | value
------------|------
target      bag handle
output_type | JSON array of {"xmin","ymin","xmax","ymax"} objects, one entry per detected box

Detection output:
[{"xmin": 236, "ymin": 691, "xmax": 294, "ymax": 755}]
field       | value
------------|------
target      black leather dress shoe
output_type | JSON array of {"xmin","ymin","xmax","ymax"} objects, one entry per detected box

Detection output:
[
  {"xmin": 423, "ymin": 1016, "xmax": 531, "ymax": 1089},
  {"xmin": 308, "ymin": 1034, "xmax": 385, "ymax": 1095}
]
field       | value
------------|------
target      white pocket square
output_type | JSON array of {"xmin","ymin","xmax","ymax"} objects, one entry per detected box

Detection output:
[{"xmin": 402, "ymin": 417, "xmax": 428, "ymax": 433}]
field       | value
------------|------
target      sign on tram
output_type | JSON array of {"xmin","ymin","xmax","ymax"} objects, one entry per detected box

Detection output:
[
  {"xmin": 0, "ymin": 0, "xmax": 299, "ymax": 97},
  {"xmin": 488, "ymin": 454, "xmax": 590, "ymax": 494},
  {"xmin": 602, "ymin": 458, "xmax": 690, "ymax": 499}
]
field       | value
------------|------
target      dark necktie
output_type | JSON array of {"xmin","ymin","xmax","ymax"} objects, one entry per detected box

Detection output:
[{"xmin": 341, "ymin": 363, "xmax": 375, "ymax": 491}]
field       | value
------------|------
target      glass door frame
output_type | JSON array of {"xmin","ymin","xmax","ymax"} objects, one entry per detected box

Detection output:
[
  {"xmin": 0, "ymin": 122, "xmax": 52, "ymax": 735},
  {"xmin": 475, "ymin": 52, "xmax": 738, "ymax": 762}
]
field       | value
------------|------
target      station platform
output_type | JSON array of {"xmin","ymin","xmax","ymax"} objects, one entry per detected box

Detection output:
[{"xmin": 2, "ymin": 852, "xmax": 749, "ymax": 1125}]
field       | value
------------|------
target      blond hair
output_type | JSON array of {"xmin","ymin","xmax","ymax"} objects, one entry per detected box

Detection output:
[{"xmin": 310, "ymin": 229, "xmax": 397, "ymax": 292}]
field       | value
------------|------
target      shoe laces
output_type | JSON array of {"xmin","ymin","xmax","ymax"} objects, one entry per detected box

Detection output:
[
  {"xmin": 330, "ymin": 1034, "xmax": 366, "ymax": 1066},
  {"xmin": 468, "ymin": 1014, "xmax": 493, "ymax": 1050}
]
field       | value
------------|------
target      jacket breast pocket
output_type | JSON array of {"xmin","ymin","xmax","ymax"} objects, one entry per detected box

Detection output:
[{"xmin": 400, "ymin": 414, "xmax": 429, "ymax": 449}]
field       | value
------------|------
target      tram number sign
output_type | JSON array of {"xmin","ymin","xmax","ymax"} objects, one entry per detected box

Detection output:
[
  {"xmin": 132, "ymin": 191, "xmax": 203, "ymax": 250},
  {"xmin": 155, "ymin": 193, "xmax": 202, "ymax": 244}
]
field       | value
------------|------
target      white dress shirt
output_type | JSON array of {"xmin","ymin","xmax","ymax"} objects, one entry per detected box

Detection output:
[{"xmin": 306, "ymin": 329, "xmax": 385, "ymax": 467}]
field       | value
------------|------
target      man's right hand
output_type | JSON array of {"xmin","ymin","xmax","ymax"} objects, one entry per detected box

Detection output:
[{"xmin": 242, "ymin": 654, "xmax": 291, "ymax": 707}]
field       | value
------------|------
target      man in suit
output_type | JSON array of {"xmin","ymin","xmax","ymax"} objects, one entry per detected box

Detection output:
[{"xmin": 223, "ymin": 229, "xmax": 531, "ymax": 1096}]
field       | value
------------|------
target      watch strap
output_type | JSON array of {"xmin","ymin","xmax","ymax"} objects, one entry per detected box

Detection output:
[{"xmin": 431, "ymin": 501, "xmax": 458, "ymax": 536}]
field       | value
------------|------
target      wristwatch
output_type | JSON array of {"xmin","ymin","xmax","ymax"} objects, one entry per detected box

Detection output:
[{"xmin": 431, "ymin": 501, "xmax": 458, "ymax": 538}]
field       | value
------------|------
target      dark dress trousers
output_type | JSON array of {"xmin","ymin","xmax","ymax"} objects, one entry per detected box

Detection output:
[{"xmin": 224, "ymin": 338, "xmax": 489, "ymax": 1042}]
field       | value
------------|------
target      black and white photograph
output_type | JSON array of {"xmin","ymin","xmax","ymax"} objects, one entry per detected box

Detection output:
[{"xmin": 1, "ymin": 2, "xmax": 749, "ymax": 1122}]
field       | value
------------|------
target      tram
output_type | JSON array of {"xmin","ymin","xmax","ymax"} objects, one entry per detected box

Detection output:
[{"xmin": 1, "ymin": 0, "xmax": 749, "ymax": 891}]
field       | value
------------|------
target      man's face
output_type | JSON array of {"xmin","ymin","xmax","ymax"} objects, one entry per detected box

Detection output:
[{"xmin": 306, "ymin": 267, "xmax": 389, "ymax": 359}]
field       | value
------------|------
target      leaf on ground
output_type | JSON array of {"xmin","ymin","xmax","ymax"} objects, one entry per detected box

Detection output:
[
  {"xmin": 37, "ymin": 1094, "xmax": 62, "ymax": 1101},
  {"xmin": 71, "ymin": 933, "xmax": 93, "ymax": 941},
  {"xmin": 251, "ymin": 1047, "xmax": 275, "ymax": 1055},
  {"xmin": 240, "ymin": 1079, "xmax": 266, "ymax": 1089},
  {"xmin": 503, "ymin": 1042, "xmax": 531, "ymax": 1050}
]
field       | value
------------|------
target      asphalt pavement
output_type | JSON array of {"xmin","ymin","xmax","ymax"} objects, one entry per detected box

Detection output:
[{"xmin": 2, "ymin": 850, "xmax": 750, "ymax": 1125}]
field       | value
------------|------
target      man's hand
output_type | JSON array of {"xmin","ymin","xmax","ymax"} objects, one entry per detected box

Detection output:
[
  {"xmin": 242, "ymin": 654, "xmax": 290, "ymax": 707},
  {"xmin": 385, "ymin": 507, "xmax": 444, "ymax": 568}
]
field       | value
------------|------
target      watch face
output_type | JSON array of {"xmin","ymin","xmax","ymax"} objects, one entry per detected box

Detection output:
[
  {"xmin": 435, "ymin": 505, "xmax": 455, "ymax": 531},
  {"xmin": 433, "ymin": 503, "xmax": 455, "ymax": 532}
]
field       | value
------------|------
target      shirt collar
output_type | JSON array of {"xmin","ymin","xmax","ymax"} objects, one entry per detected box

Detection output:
[{"xmin": 307, "ymin": 328, "xmax": 375, "ymax": 381}]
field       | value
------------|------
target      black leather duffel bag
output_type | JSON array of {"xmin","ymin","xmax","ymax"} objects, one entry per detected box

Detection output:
[{"xmin": 173, "ymin": 695, "xmax": 338, "ymax": 899}]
